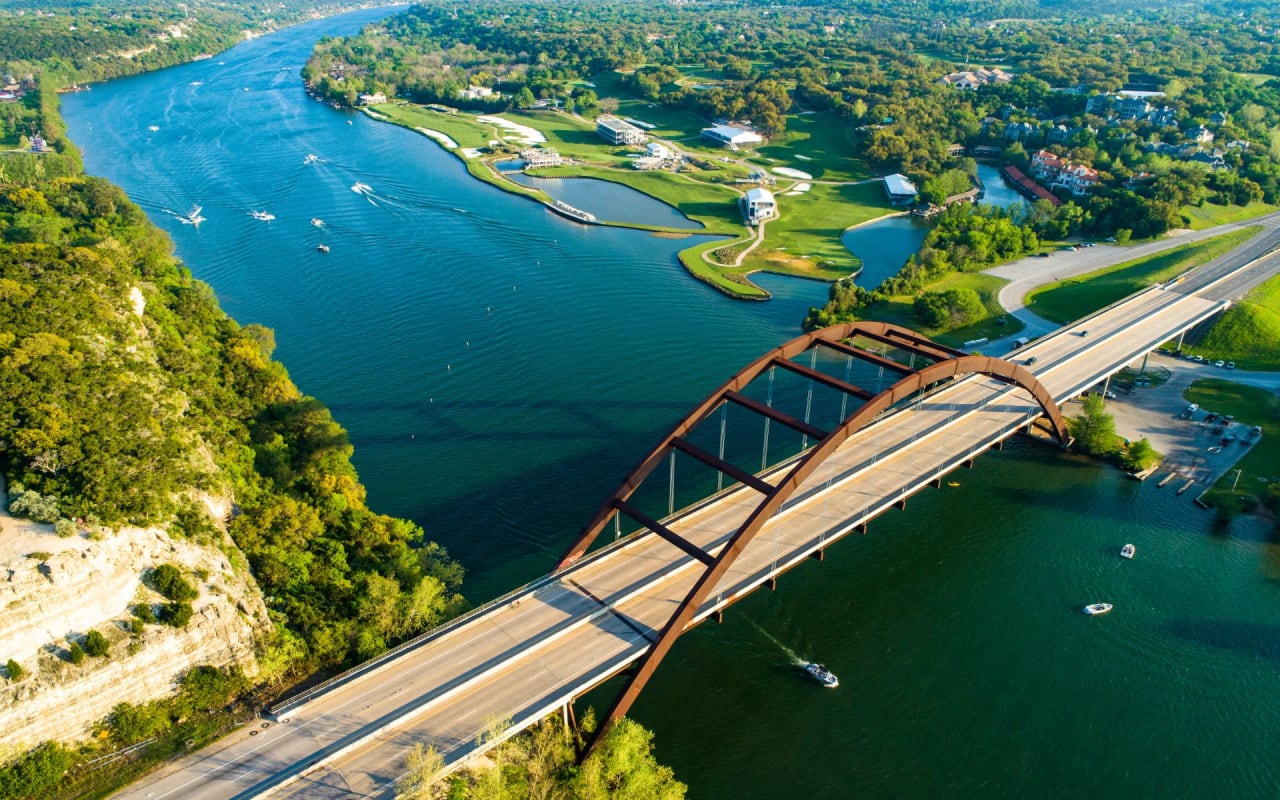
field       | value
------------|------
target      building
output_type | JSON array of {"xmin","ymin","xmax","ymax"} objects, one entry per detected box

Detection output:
[
  {"xmin": 458, "ymin": 86, "xmax": 495, "ymax": 101},
  {"xmin": 947, "ymin": 143, "xmax": 966, "ymax": 156},
  {"xmin": 743, "ymin": 187, "xmax": 777, "ymax": 225},
  {"xmin": 357, "ymin": 92, "xmax": 387, "ymax": 106},
  {"xmin": 1003, "ymin": 121, "xmax": 1038, "ymax": 142},
  {"xmin": 1030, "ymin": 150, "xmax": 1098, "ymax": 197},
  {"xmin": 938, "ymin": 67, "xmax": 1014, "ymax": 90},
  {"xmin": 646, "ymin": 142, "xmax": 674, "ymax": 160},
  {"xmin": 883, "ymin": 173, "xmax": 918, "ymax": 206},
  {"xmin": 701, "ymin": 125, "xmax": 764, "ymax": 150},
  {"xmin": 520, "ymin": 147, "xmax": 563, "ymax": 169},
  {"xmin": 596, "ymin": 115, "xmax": 647, "ymax": 146},
  {"xmin": 1186, "ymin": 125, "xmax": 1215, "ymax": 144}
]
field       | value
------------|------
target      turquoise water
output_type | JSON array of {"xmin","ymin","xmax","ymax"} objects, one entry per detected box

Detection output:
[{"xmin": 61, "ymin": 13, "xmax": 1280, "ymax": 798}]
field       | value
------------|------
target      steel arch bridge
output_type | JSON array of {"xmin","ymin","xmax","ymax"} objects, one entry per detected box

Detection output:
[{"xmin": 559, "ymin": 321, "xmax": 1069, "ymax": 753}]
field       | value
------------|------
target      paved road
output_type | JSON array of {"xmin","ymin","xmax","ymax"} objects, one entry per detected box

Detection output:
[
  {"xmin": 114, "ymin": 227, "xmax": 1280, "ymax": 800},
  {"xmin": 983, "ymin": 211, "xmax": 1280, "ymax": 350}
]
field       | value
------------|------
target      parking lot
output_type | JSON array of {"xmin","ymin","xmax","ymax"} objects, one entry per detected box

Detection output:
[{"xmin": 1092, "ymin": 352, "xmax": 1271, "ymax": 495}]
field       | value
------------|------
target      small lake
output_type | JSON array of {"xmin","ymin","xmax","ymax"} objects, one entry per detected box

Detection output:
[
  {"xmin": 843, "ymin": 162, "xmax": 1023, "ymax": 289},
  {"xmin": 508, "ymin": 173, "xmax": 705, "ymax": 230}
]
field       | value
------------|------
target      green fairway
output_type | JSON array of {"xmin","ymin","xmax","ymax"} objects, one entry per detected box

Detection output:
[
  {"xmin": 754, "ymin": 112, "xmax": 873, "ymax": 182},
  {"xmin": 1182, "ymin": 379, "xmax": 1280, "ymax": 495},
  {"xmin": 1025, "ymin": 228, "xmax": 1259, "ymax": 323},
  {"xmin": 367, "ymin": 103, "xmax": 492, "ymax": 148},
  {"xmin": 1189, "ymin": 271, "xmax": 1280, "ymax": 370},
  {"xmin": 1180, "ymin": 201, "xmax": 1280, "ymax": 230},
  {"xmin": 743, "ymin": 182, "xmax": 887, "ymax": 277}
]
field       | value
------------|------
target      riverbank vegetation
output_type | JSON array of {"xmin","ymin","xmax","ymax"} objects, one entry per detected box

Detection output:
[
  {"xmin": 399, "ymin": 713, "xmax": 685, "ymax": 800},
  {"xmin": 1026, "ymin": 227, "xmax": 1259, "ymax": 323}
]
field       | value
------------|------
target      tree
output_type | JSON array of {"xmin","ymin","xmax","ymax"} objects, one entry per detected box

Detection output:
[
  {"xmin": 67, "ymin": 642, "xmax": 85, "ymax": 665},
  {"xmin": 516, "ymin": 86, "xmax": 537, "ymax": 109},
  {"xmin": 83, "ymin": 630, "xmax": 110, "ymax": 658},
  {"xmin": 159, "ymin": 601, "xmax": 194, "ymax": 628},
  {"xmin": 574, "ymin": 717, "xmax": 686, "ymax": 800},
  {"xmin": 0, "ymin": 742, "xmax": 73, "ymax": 799},
  {"xmin": 146, "ymin": 564, "xmax": 198, "ymax": 602},
  {"xmin": 4, "ymin": 659, "xmax": 23, "ymax": 682},
  {"xmin": 1120, "ymin": 438, "xmax": 1157, "ymax": 472},
  {"xmin": 599, "ymin": 97, "xmax": 620, "ymax": 114},
  {"xmin": 1070, "ymin": 394, "xmax": 1119, "ymax": 456}
]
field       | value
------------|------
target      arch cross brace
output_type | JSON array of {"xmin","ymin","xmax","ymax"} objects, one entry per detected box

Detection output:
[{"xmin": 560, "ymin": 323, "xmax": 1069, "ymax": 757}]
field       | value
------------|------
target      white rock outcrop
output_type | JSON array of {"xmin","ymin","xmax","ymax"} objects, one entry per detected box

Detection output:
[{"xmin": 0, "ymin": 499, "xmax": 268, "ymax": 752}]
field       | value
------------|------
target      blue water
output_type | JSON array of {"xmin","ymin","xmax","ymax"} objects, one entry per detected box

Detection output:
[
  {"xmin": 508, "ymin": 173, "xmax": 705, "ymax": 229},
  {"xmin": 61, "ymin": 12, "xmax": 1280, "ymax": 799}
]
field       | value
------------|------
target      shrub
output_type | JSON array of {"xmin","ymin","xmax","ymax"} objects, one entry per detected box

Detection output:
[
  {"xmin": 177, "ymin": 666, "xmax": 246, "ymax": 716},
  {"xmin": 108, "ymin": 701, "xmax": 171, "ymax": 745},
  {"xmin": 159, "ymin": 601, "xmax": 194, "ymax": 628},
  {"xmin": 146, "ymin": 564, "xmax": 198, "ymax": 602},
  {"xmin": 133, "ymin": 603, "xmax": 155, "ymax": 624},
  {"xmin": 4, "ymin": 659, "xmax": 23, "ymax": 682},
  {"xmin": 0, "ymin": 742, "xmax": 73, "ymax": 799},
  {"xmin": 84, "ymin": 630, "xmax": 110, "ymax": 658},
  {"xmin": 7, "ymin": 490, "xmax": 60, "ymax": 523},
  {"xmin": 130, "ymin": 618, "xmax": 145, "ymax": 635},
  {"xmin": 53, "ymin": 518, "xmax": 76, "ymax": 538},
  {"xmin": 67, "ymin": 642, "xmax": 85, "ymax": 665}
]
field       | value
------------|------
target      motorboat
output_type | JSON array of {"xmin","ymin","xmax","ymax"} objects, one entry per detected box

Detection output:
[
  {"xmin": 804, "ymin": 662, "xmax": 839, "ymax": 688},
  {"xmin": 1083, "ymin": 603, "xmax": 1113, "ymax": 616},
  {"xmin": 147, "ymin": 125, "xmax": 160, "ymax": 132},
  {"xmin": 250, "ymin": 210, "xmax": 275, "ymax": 221},
  {"xmin": 304, "ymin": 153, "xmax": 318, "ymax": 164},
  {"xmin": 180, "ymin": 205, "xmax": 205, "ymax": 226},
  {"xmin": 351, "ymin": 182, "xmax": 372, "ymax": 194},
  {"xmin": 311, "ymin": 218, "xmax": 324, "ymax": 227},
  {"xmin": 317, "ymin": 244, "xmax": 330, "ymax": 253},
  {"xmin": 1120, "ymin": 544, "xmax": 1136, "ymax": 559}
]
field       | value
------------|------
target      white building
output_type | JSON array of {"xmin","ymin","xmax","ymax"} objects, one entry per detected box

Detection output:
[
  {"xmin": 646, "ymin": 142, "xmax": 674, "ymax": 160},
  {"xmin": 458, "ymin": 85, "xmax": 495, "ymax": 101},
  {"xmin": 520, "ymin": 147, "xmax": 563, "ymax": 169},
  {"xmin": 357, "ymin": 92, "xmax": 387, "ymax": 106},
  {"xmin": 883, "ymin": 173, "xmax": 918, "ymax": 205},
  {"xmin": 596, "ymin": 115, "xmax": 648, "ymax": 146},
  {"xmin": 701, "ymin": 125, "xmax": 764, "ymax": 150},
  {"xmin": 744, "ymin": 187, "xmax": 777, "ymax": 225}
]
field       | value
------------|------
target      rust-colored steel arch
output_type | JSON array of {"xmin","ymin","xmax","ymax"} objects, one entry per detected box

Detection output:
[{"xmin": 567, "ymin": 323, "xmax": 1069, "ymax": 755}]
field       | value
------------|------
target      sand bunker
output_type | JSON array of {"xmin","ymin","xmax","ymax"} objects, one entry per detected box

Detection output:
[
  {"xmin": 415, "ymin": 127, "xmax": 459, "ymax": 149},
  {"xmin": 773, "ymin": 167, "xmax": 814, "ymax": 179},
  {"xmin": 476, "ymin": 115, "xmax": 546, "ymax": 146}
]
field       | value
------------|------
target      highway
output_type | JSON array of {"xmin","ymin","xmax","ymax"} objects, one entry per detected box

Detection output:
[{"xmin": 114, "ymin": 225, "xmax": 1280, "ymax": 800}]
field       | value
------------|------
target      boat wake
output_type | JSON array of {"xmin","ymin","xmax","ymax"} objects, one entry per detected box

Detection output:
[
  {"xmin": 171, "ymin": 204, "xmax": 205, "ymax": 227},
  {"xmin": 743, "ymin": 616, "xmax": 806, "ymax": 667}
]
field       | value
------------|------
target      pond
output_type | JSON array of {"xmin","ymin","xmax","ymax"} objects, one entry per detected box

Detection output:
[
  {"xmin": 842, "ymin": 162, "xmax": 1025, "ymax": 289},
  {"xmin": 508, "ymin": 173, "xmax": 705, "ymax": 230}
]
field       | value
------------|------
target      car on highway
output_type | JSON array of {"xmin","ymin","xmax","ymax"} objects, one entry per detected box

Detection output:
[{"xmin": 1025, "ymin": 356, "xmax": 1038, "ymax": 365}]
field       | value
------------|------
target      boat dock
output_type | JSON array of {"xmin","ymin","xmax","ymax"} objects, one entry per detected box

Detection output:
[{"xmin": 1156, "ymin": 471, "xmax": 1178, "ymax": 488}]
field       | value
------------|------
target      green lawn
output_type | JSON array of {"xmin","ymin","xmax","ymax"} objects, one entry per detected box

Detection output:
[
  {"xmin": 1189, "ymin": 270, "xmax": 1280, "ymax": 370},
  {"xmin": 753, "ymin": 111, "xmax": 873, "ymax": 182},
  {"xmin": 1182, "ymin": 379, "xmax": 1280, "ymax": 496},
  {"xmin": 861, "ymin": 272, "xmax": 1022, "ymax": 346},
  {"xmin": 1025, "ymin": 227, "xmax": 1260, "ymax": 323},
  {"xmin": 368, "ymin": 103, "xmax": 492, "ymax": 149},
  {"xmin": 743, "ymin": 182, "xmax": 888, "ymax": 276},
  {"xmin": 1180, "ymin": 201, "xmax": 1280, "ymax": 230}
]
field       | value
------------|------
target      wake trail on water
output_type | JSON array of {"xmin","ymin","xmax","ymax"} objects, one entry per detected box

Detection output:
[{"xmin": 742, "ymin": 616, "xmax": 808, "ymax": 667}]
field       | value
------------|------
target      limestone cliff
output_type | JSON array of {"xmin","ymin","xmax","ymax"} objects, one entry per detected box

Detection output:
[{"xmin": 0, "ymin": 487, "xmax": 269, "ymax": 754}]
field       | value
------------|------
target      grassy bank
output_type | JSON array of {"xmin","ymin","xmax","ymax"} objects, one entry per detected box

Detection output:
[
  {"xmin": 1025, "ymin": 227, "xmax": 1260, "ymax": 323},
  {"xmin": 848, "ymin": 272, "xmax": 1022, "ymax": 346},
  {"xmin": 1188, "ymin": 270, "xmax": 1280, "ymax": 370},
  {"xmin": 1180, "ymin": 201, "xmax": 1280, "ymax": 230},
  {"xmin": 743, "ymin": 181, "xmax": 885, "ymax": 278}
]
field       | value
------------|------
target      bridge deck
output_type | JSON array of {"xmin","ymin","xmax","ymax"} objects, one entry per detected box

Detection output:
[{"xmin": 115, "ymin": 226, "xmax": 1280, "ymax": 800}]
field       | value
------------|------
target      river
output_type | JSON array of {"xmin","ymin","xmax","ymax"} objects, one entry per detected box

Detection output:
[{"xmin": 61, "ymin": 11, "xmax": 1280, "ymax": 799}]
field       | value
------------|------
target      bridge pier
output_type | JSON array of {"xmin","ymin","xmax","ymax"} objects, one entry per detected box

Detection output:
[
  {"xmin": 994, "ymin": 438, "xmax": 1004, "ymax": 451},
  {"xmin": 768, "ymin": 576, "xmax": 777, "ymax": 592},
  {"xmin": 931, "ymin": 477, "xmax": 942, "ymax": 489},
  {"xmin": 858, "ymin": 522, "xmax": 868, "ymax": 535},
  {"xmin": 894, "ymin": 497, "xmax": 907, "ymax": 510},
  {"xmin": 810, "ymin": 548, "xmax": 825, "ymax": 562}
]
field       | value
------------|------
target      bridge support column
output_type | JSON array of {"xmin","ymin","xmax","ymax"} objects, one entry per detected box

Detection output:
[
  {"xmin": 713, "ymin": 609, "xmax": 724, "ymax": 624},
  {"xmin": 768, "ymin": 577, "xmax": 777, "ymax": 592},
  {"xmin": 811, "ymin": 549, "xmax": 825, "ymax": 562},
  {"xmin": 965, "ymin": 458, "xmax": 975, "ymax": 469},
  {"xmin": 1177, "ymin": 330, "xmax": 1186, "ymax": 351},
  {"xmin": 858, "ymin": 522, "xmax": 868, "ymax": 535},
  {"xmin": 931, "ymin": 477, "xmax": 942, "ymax": 489},
  {"xmin": 894, "ymin": 497, "xmax": 907, "ymax": 510},
  {"xmin": 562, "ymin": 700, "xmax": 576, "ymax": 733},
  {"xmin": 1138, "ymin": 351, "xmax": 1150, "ymax": 377}
]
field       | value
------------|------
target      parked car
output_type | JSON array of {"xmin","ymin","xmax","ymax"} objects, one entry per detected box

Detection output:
[
  {"xmin": 1214, "ymin": 360, "xmax": 1226, "ymax": 368},
  {"xmin": 1226, "ymin": 361, "xmax": 1236, "ymax": 369}
]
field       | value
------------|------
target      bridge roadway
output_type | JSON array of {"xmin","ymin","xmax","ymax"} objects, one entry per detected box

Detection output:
[{"xmin": 116, "ymin": 226, "xmax": 1280, "ymax": 800}]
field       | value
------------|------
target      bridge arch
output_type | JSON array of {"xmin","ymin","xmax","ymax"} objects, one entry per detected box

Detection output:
[{"xmin": 563, "ymin": 322, "xmax": 1068, "ymax": 753}]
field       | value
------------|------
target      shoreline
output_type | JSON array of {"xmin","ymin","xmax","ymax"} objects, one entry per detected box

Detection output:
[{"xmin": 359, "ymin": 104, "xmax": 861, "ymax": 300}]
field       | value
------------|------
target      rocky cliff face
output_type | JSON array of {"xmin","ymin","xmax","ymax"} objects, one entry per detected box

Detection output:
[{"xmin": 0, "ymin": 491, "xmax": 268, "ymax": 754}]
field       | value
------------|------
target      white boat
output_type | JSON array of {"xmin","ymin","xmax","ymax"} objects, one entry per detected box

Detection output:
[
  {"xmin": 249, "ymin": 210, "xmax": 275, "ymax": 221},
  {"xmin": 310, "ymin": 218, "xmax": 324, "ymax": 227},
  {"xmin": 1083, "ymin": 603, "xmax": 1113, "ymax": 616},
  {"xmin": 304, "ymin": 153, "xmax": 318, "ymax": 164},
  {"xmin": 1120, "ymin": 544, "xmax": 1136, "ymax": 559},
  {"xmin": 803, "ymin": 663, "xmax": 839, "ymax": 688},
  {"xmin": 147, "ymin": 125, "xmax": 160, "ymax": 132},
  {"xmin": 317, "ymin": 244, "xmax": 330, "ymax": 253},
  {"xmin": 179, "ymin": 205, "xmax": 205, "ymax": 226},
  {"xmin": 351, "ymin": 182, "xmax": 372, "ymax": 194}
]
